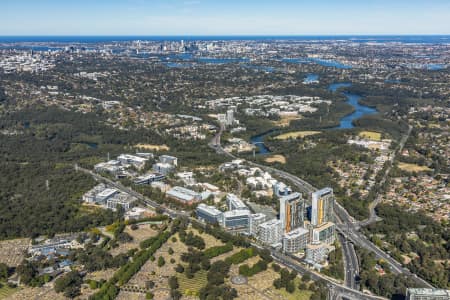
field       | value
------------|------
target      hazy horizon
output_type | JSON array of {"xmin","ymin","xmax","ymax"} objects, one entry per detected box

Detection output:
[{"xmin": 2, "ymin": 0, "xmax": 450, "ymax": 36}]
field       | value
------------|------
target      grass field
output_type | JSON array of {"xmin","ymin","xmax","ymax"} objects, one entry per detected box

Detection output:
[
  {"xmin": 398, "ymin": 162, "xmax": 431, "ymax": 173},
  {"xmin": 134, "ymin": 144, "xmax": 170, "ymax": 151},
  {"xmin": 264, "ymin": 154, "xmax": 286, "ymax": 164},
  {"xmin": 272, "ymin": 116, "xmax": 302, "ymax": 127},
  {"xmin": 0, "ymin": 285, "xmax": 19, "ymax": 299},
  {"xmin": 358, "ymin": 131, "xmax": 382, "ymax": 141},
  {"xmin": 276, "ymin": 288, "xmax": 313, "ymax": 300},
  {"xmin": 274, "ymin": 131, "xmax": 320, "ymax": 140},
  {"xmin": 177, "ymin": 269, "xmax": 207, "ymax": 296}
]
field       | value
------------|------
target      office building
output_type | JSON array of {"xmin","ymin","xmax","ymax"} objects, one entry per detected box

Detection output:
[
  {"xmin": 152, "ymin": 162, "xmax": 175, "ymax": 175},
  {"xmin": 312, "ymin": 222, "xmax": 336, "ymax": 245},
  {"xmin": 217, "ymin": 113, "xmax": 227, "ymax": 125},
  {"xmin": 257, "ymin": 219, "xmax": 282, "ymax": 245},
  {"xmin": 279, "ymin": 192, "xmax": 305, "ymax": 233},
  {"xmin": 311, "ymin": 188, "xmax": 334, "ymax": 226},
  {"xmin": 166, "ymin": 186, "xmax": 201, "ymax": 204},
  {"xmin": 249, "ymin": 213, "xmax": 266, "ymax": 236},
  {"xmin": 196, "ymin": 204, "xmax": 223, "ymax": 224},
  {"xmin": 406, "ymin": 288, "xmax": 450, "ymax": 300},
  {"xmin": 159, "ymin": 155, "xmax": 178, "ymax": 166},
  {"xmin": 134, "ymin": 173, "xmax": 165, "ymax": 185},
  {"xmin": 106, "ymin": 194, "xmax": 136, "ymax": 211},
  {"xmin": 117, "ymin": 154, "xmax": 148, "ymax": 170},
  {"xmin": 227, "ymin": 194, "xmax": 247, "ymax": 211},
  {"xmin": 222, "ymin": 210, "xmax": 250, "ymax": 230},
  {"xmin": 282, "ymin": 227, "xmax": 309, "ymax": 253}
]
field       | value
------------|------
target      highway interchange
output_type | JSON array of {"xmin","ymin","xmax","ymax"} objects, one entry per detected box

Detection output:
[{"xmin": 76, "ymin": 123, "xmax": 431, "ymax": 300}]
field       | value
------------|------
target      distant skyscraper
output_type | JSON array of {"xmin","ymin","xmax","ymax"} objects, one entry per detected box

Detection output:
[
  {"xmin": 311, "ymin": 188, "xmax": 334, "ymax": 227},
  {"xmin": 279, "ymin": 192, "xmax": 304, "ymax": 233}
]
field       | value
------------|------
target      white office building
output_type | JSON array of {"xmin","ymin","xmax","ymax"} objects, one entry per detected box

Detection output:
[
  {"xmin": 257, "ymin": 219, "xmax": 282, "ymax": 246},
  {"xmin": 117, "ymin": 154, "xmax": 148, "ymax": 170},
  {"xmin": 222, "ymin": 209, "xmax": 250, "ymax": 231},
  {"xmin": 196, "ymin": 204, "xmax": 223, "ymax": 224},
  {"xmin": 282, "ymin": 227, "xmax": 309, "ymax": 253},
  {"xmin": 159, "ymin": 155, "xmax": 178, "ymax": 166},
  {"xmin": 226, "ymin": 194, "xmax": 247, "ymax": 211}
]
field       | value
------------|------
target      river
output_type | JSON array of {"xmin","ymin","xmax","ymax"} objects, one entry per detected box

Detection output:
[{"xmin": 250, "ymin": 82, "xmax": 378, "ymax": 153}]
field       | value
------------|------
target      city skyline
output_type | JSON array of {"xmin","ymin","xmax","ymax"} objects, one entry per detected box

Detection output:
[{"xmin": 2, "ymin": 0, "xmax": 450, "ymax": 36}]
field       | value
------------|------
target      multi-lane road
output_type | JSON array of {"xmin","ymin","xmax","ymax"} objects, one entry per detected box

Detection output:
[
  {"xmin": 210, "ymin": 127, "xmax": 433, "ymax": 289},
  {"xmin": 77, "ymin": 164, "xmax": 383, "ymax": 300},
  {"xmin": 77, "ymin": 123, "xmax": 431, "ymax": 299}
]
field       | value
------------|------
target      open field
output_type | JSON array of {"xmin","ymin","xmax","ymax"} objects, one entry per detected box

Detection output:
[
  {"xmin": 177, "ymin": 269, "xmax": 207, "ymax": 296},
  {"xmin": 264, "ymin": 154, "xmax": 286, "ymax": 164},
  {"xmin": 134, "ymin": 144, "xmax": 170, "ymax": 151},
  {"xmin": 0, "ymin": 238, "xmax": 30, "ymax": 267},
  {"xmin": 274, "ymin": 131, "xmax": 320, "ymax": 140},
  {"xmin": 110, "ymin": 224, "xmax": 159, "ymax": 256},
  {"xmin": 275, "ymin": 287, "xmax": 313, "ymax": 300},
  {"xmin": 10, "ymin": 285, "xmax": 64, "ymax": 300},
  {"xmin": 358, "ymin": 131, "xmax": 382, "ymax": 141},
  {"xmin": 398, "ymin": 162, "xmax": 431, "ymax": 173},
  {"xmin": 0, "ymin": 285, "xmax": 19, "ymax": 299},
  {"xmin": 272, "ymin": 116, "xmax": 302, "ymax": 127}
]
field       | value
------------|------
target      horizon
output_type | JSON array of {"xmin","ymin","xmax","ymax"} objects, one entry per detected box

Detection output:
[{"xmin": 2, "ymin": 0, "xmax": 450, "ymax": 36}]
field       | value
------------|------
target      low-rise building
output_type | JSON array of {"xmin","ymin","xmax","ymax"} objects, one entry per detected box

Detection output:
[
  {"xmin": 222, "ymin": 209, "xmax": 250, "ymax": 231},
  {"xmin": 106, "ymin": 194, "xmax": 136, "ymax": 211},
  {"xmin": 406, "ymin": 288, "xmax": 450, "ymax": 300},
  {"xmin": 249, "ymin": 213, "xmax": 266, "ymax": 236},
  {"xmin": 227, "ymin": 193, "xmax": 247, "ymax": 211},
  {"xmin": 167, "ymin": 186, "xmax": 201, "ymax": 204},
  {"xmin": 159, "ymin": 155, "xmax": 178, "ymax": 166},
  {"xmin": 258, "ymin": 219, "xmax": 283, "ymax": 246},
  {"xmin": 196, "ymin": 204, "xmax": 223, "ymax": 224},
  {"xmin": 283, "ymin": 227, "xmax": 309, "ymax": 253},
  {"xmin": 305, "ymin": 243, "xmax": 329, "ymax": 264},
  {"xmin": 134, "ymin": 173, "xmax": 165, "ymax": 185},
  {"xmin": 153, "ymin": 162, "xmax": 175, "ymax": 175},
  {"xmin": 117, "ymin": 154, "xmax": 148, "ymax": 169}
]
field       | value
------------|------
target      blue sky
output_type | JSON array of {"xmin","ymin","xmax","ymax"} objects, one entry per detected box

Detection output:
[{"xmin": 2, "ymin": 0, "xmax": 450, "ymax": 35}]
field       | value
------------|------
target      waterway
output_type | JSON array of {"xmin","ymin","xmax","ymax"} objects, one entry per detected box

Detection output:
[
  {"xmin": 328, "ymin": 83, "xmax": 377, "ymax": 129},
  {"xmin": 250, "ymin": 82, "xmax": 378, "ymax": 153}
]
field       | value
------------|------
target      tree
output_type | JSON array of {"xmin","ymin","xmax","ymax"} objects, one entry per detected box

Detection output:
[
  {"xmin": 0, "ymin": 263, "xmax": 8, "ymax": 281},
  {"xmin": 168, "ymin": 276, "xmax": 179, "ymax": 290},
  {"xmin": 157, "ymin": 256, "xmax": 165, "ymax": 267},
  {"xmin": 16, "ymin": 261, "xmax": 37, "ymax": 285},
  {"xmin": 54, "ymin": 271, "xmax": 83, "ymax": 298}
]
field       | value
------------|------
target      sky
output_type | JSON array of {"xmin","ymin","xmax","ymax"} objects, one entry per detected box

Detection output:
[{"xmin": 1, "ymin": 0, "xmax": 450, "ymax": 36}]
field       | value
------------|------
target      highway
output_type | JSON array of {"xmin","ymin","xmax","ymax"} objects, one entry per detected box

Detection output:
[
  {"xmin": 271, "ymin": 251, "xmax": 386, "ymax": 300},
  {"xmin": 77, "ymin": 164, "xmax": 383, "ymax": 299},
  {"xmin": 338, "ymin": 233, "xmax": 359, "ymax": 290},
  {"xmin": 77, "ymin": 122, "xmax": 431, "ymax": 299},
  {"xmin": 210, "ymin": 127, "xmax": 433, "ymax": 289}
]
